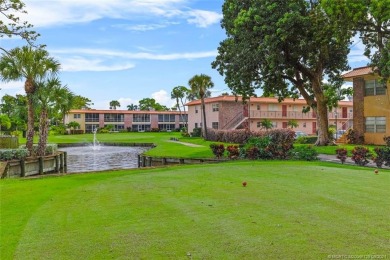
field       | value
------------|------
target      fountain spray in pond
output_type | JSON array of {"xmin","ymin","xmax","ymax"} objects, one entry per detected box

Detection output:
[{"xmin": 92, "ymin": 128, "xmax": 101, "ymax": 150}]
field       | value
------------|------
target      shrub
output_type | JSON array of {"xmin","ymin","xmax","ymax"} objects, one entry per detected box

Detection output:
[
  {"xmin": 244, "ymin": 136, "xmax": 272, "ymax": 159},
  {"xmin": 45, "ymin": 144, "xmax": 58, "ymax": 155},
  {"xmin": 0, "ymin": 149, "xmax": 14, "ymax": 160},
  {"xmin": 226, "ymin": 145, "xmax": 239, "ymax": 159},
  {"xmin": 69, "ymin": 129, "xmax": 84, "ymax": 134},
  {"xmin": 151, "ymin": 128, "xmax": 160, "ymax": 132},
  {"xmin": 346, "ymin": 129, "xmax": 364, "ymax": 144},
  {"xmin": 372, "ymin": 147, "xmax": 390, "ymax": 168},
  {"xmin": 383, "ymin": 136, "xmax": 390, "ymax": 147},
  {"xmin": 209, "ymin": 143, "xmax": 225, "ymax": 158},
  {"xmin": 50, "ymin": 125, "xmax": 66, "ymax": 135},
  {"xmin": 289, "ymin": 146, "xmax": 318, "ymax": 161},
  {"xmin": 13, "ymin": 148, "xmax": 28, "ymax": 160},
  {"xmin": 264, "ymin": 129, "xmax": 295, "ymax": 159},
  {"xmin": 206, "ymin": 128, "xmax": 251, "ymax": 143},
  {"xmin": 191, "ymin": 127, "xmax": 202, "ymax": 137},
  {"xmin": 295, "ymin": 136, "xmax": 318, "ymax": 144},
  {"xmin": 351, "ymin": 146, "xmax": 371, "ymax": 166},
  {"xmin": 0, "ymin": 148, "xmax": 28, "ymax": 161},
  {"xmin": 181, "ymin": 127, "xmax": 190, "ymax": 137},
  {"xmin": 336, "ymin": 148, "xmax": 348, "ymax": 164},
  {"xmin": 20, "ymin": 144, "xmax": 58, "ymax": 156},
  {"xmin": 246, "ymin": 147, "xmax": 259, "ymax": 160},
  {"xmin": 10, "ymin": 130, "xmax": 21, "ymax": 137},
  {"xmin": 98, "ymin": 128, "xmax": 109, "ymax": 133}
]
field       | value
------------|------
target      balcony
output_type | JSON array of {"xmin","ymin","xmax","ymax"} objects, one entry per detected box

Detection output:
[{"xmin": 249, "ymin": 111, "xmax": 353, "ymax": 119}]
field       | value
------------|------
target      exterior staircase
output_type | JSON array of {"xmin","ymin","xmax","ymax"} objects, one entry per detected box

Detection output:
[
  {"xmin": 335, "ymin": 134, "xmax": 348, "ymax": 144},
  {"xmin": 221, "ymin": 111, "xmax": 248, "ymax": 130}
]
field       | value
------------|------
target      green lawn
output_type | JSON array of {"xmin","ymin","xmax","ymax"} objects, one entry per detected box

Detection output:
[
  {"xmin": 24, "ymin": 132, "xmax": 220, "ymax": 158},
  {"xmin": 1, "ymin": 161, "xmax": 389, "ymax": 259},
  {"xmin": 20, "ymin": 132, "xmax": 382, "ymax": 158}
]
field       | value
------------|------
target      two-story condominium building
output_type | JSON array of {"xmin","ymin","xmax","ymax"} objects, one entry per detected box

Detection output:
[
  {"xmin": 343, "ymin": 66, "xmax": 389, "ymax": 145},
  {"xmin": 186, "ymin": 96, "xmax": 353, "ymax": 135},
  {"xmin": 64, "ymin": 109, "xmax": 187, "ymax": 133}
]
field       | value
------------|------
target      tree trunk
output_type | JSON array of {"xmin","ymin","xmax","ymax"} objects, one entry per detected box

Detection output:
[
  {"xmin": 37, "ymin": 108, "xmax": 49, "ymax": 156},
  {"xmin": 201, "ymin": 97, "xmax": 208, "ymax": 139},
  {"xmin": 176, "ymin": 99, "xmax": 184, "ymax": 130},
  {"xmin": 312, "ymin": 81, "xmax": 330, "ymax": 146},
  {"xmin": 26, "ymin": 94, "xmax": 35, "ymax": 156},
  {"xmin": 180, "ymin": 99, "xmax": 188, "ymax": 131}
]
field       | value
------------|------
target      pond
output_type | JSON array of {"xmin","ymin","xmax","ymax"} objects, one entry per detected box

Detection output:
[{"xmin": 59, "ymin": 146, "xmax": 150, "ymax": 173}]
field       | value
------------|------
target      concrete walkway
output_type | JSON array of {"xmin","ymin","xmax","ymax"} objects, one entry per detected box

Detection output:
[{"xmin": 167, "ymin": 140, "xmax": 204, "ymax": 147}]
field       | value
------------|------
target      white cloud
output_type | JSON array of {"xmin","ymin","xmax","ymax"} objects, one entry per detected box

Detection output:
[
  {"xmin": 118, "ymin": 97, "xmax": 138, "ymax": 110},
  {"xmin": 0, "ymin": 82, "xmax": 25, "ymax": 98},
  {"xmin": 51, "ymin": 48, "xmax": 217, "ymax": 61},
  {"xmin": 152, "ymin": 89, "xmax": 175, "ymax": 107},
  {"xmin": 21, "ymin": 0, "xmax": 221, "ymax": 28},
  {"xmin": 348, "ymin": 35, "xmax": 369, "ymax": 64},
  {"xmin": 113, "ymin": 21, "xmax": 180, "ymax": 31},
  {"xmin": 59, "ymin": 56, "xmax": 135, "ymax": 72},
  {"xmin": 187, "ymin": 10, "xmax": 222, "ymax": 28}
]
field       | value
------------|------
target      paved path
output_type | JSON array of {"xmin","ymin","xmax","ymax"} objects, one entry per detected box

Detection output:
[{"xmin": 167, "ymin": 140, "xmax": 204, "ymax": 147}]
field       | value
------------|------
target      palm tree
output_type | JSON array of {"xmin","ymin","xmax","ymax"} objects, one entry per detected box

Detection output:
[
  {"xmin": 188, "ymin": 74, "xmax": 214, "ymax": 139},
  {"xmin": 127, "ymin": 104, "xmax": 138, "ymax": 111},
  {"xmin": 171, "ymin": 86, "xmax": 189, "ymax": 130},
  {"xmin": 0, "ymin": 46, "xmax": 60, "ymax": 155},
  {"xmin": 109, "ymin": 100, "xmax": 120, "ymax": 110},
  {"xmin": 54, "ymin": 87, "xmax": 74, "ymax": 125},
  {"xmin": 287, "ymin": 119, "xmax": 299, "ymax": 129},
  {"xmin": 260, "ymin": 119, "xmax": 273, "ymax": 130},
  {"xmin": 35, "ymin": 77, "xmax": 67, "ymax": 156}
]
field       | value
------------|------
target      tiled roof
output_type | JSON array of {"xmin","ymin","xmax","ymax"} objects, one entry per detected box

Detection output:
[
  {"xmin": 342, "ymin": 66, "xmax": 374, "ymax": 80},
  {"xmin": 186, "ymin": 96, "xmax": 353, "ymax": 106}
]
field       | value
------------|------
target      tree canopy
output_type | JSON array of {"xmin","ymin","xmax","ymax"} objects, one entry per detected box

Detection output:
[
  {"xmin": 322, "ymin": 0, "xmax": 390, "ymax": 81},
  {"xmin": 0, "ymin": 0, "xmax": 40, "ymax": 50},
  {"xmin": 109, "ymin": 100, "xmax": 120, "ymax": 110},
  {"xmin": 212, "ymin": 0, "xmax": 353, "ymax": 145},
  {"xmin": 138, "ymin": 98, "xmax": 168, "ymax": 111},
  {"xmin": 188, "ymin": 74, "xmax": 214, "ymax": 139}
]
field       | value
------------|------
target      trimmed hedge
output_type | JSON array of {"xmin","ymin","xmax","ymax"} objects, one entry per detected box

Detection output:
[{"xmin": 207, "ymin": 128, "xmax": 295, "ymax": 160}]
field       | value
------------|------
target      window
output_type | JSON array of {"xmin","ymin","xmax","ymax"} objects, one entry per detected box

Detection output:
[
  {"xmin": 272, "ymin": 122, "xmax": 278, "ymax": 128},
  {"xmin": 212, "ymin": 103, "xmax": 219, "ymax": 112},
  {"xmin": 268, "ymin": 104, "xmax": 278, "ymax": 111},
  {"xmin": 85, "ymin": 113, "xmax": 99, "ymax": 122},
  {"xmin": 365, "ymin": 80, "xmax": 386, "ymax": 96},
  {"xmin": 85, "ymin": 124, "xmax": 99, "ymax": 133},
  {"xmin": 133, "ymin": 114, "xmax": 150, "ymax": 122},
  {"xmin": 195, "ymin": 106, "xmax": 199, "ymax": 113},
  {"xmin": 158, "ymin": 114, "xmax": 175, "ymax": 122},
  {"xmin": 179, "ymin": 114, "xmax": 188, "ymax": 122},
  {"xmin": 104, "ymin": 114, "xmax": 124, "ymax": 122},
  {"xmin": 132, "ymin": 124, "xmax": 151, "ymax": 132},
  {"xmin": 257, "ymin": 122, "xmax": 261, "ymax": 128},
  {"xmin": 212, "ymin": 122, "xmax": 219, "ymax": 129},
  {"xmin": 195, "ymin": 123, "xmax": 198, "ymax": 128},
  {"xmin": 104, "ymin": 124, "xmax": 125, "ymax": 131},
  {"xmin": 365, "ymin": 117, "xmax": 386, "ymax": 133},
  {"xmin": 256, "ymin": 105, "xmax": 260, "ymax": 110},
  {"xmin": 73, "ymin": 114, "xmax": 81, "ymax": 119},
  {"xmin": 158, "ymin": 124, "xmax": 175, "ymax": 131}
]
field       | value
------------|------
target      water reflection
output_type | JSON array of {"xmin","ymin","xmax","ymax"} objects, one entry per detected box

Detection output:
[{"xmin": 60, "ymin": 146, "xmax": 149, "ymax": 173}]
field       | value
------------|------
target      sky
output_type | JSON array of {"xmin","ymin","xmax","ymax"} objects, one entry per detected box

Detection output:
[{"xmin": 0, "ymin": 0, "xmax": 370, "ymax": 109}]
